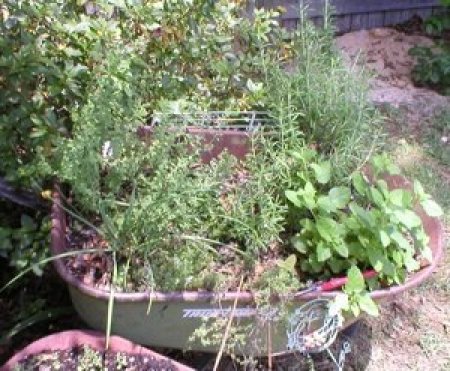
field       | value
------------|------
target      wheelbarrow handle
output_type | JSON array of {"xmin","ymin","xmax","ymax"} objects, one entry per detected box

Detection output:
[{"xmin": 319, "ymin": 269, "xmax": 377, "ymax": 292}]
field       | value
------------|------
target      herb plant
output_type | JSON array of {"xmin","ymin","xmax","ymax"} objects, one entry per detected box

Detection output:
[
  {"xmin": 57, "ymin": 48, "xmax": 291, "ymax": 292},
  {"xmin": 263, "ymin": 15, "xmax": 383, "ymax": 179},
  {"xmin": 285, "ymin": 151, "xmax": 442, "ymax": 315}
]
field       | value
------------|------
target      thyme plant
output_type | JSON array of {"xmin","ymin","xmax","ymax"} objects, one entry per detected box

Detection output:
[{"xmin": 57, "ymin": 49, "xmax": 290, "ymax": 292}]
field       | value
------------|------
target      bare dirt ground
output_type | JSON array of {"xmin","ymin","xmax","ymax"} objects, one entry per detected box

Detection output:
[
  {"xmin": 336, "ymin": 28, "xmax": 450, "ymax": 128},
  {"xmin": 336, "ymin": 28, "xmax": 450, "ymax": 371}
]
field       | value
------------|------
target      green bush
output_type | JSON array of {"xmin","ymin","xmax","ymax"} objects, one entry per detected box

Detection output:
[
  {"xmin": 409, "ymin": 0, "xmax": 450, "ymax": 95},
  {"xmin": 0, "ymin": 0, "xmax": 283, "ymax": 188},
  {"xmin": 0, "ymin": 205, "xmax": 50, "ymax": 275},
  {"xmin": 0, "ymin": 1, "xmax": 117, "ymax": 187},
  {"xmin": 410, "ymin": 45, "xmax": 450, "ymax": 95}
]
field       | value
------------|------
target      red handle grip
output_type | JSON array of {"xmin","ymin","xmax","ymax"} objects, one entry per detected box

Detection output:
[{"xmin": 319, "ymin": 269, "xmax": 377, "ymax": 292}]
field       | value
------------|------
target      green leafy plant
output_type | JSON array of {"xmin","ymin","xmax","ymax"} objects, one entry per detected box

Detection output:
[
  {"xmin": 409, "ymin": 0, "xmax": 450, "ymax": 94},
  {"xmin": 0, "ymin": 211, "xmax": 50, "ymax": 275},
  {"xmin": 285, "ymin": 151, "xmax": 442, "ymax": 315},
  {"xmin": 422, "ymin": 0, "xmax": 450, "ymax": 35},
  {"xmin": 0, "ymin": 0, "xmax": 284, "ymax": 190},
  {"xmin": 342, "ymin": 266, "xmax": 379, "ymax": 317},
  {"xmin": 410, "ymin": 45, "xmax": 450, "ymax": 95}
]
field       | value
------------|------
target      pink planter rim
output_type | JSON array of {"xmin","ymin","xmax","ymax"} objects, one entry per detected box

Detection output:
[
  {"xmin": 50, "ymin": 175, "xmax": 445, "ymax": 304},
  {"xmin": 1, "ymin": 330, "xmax": 194, "ymax": 371}
]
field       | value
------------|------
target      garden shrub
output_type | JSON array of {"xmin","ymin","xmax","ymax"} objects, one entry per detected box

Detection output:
[
  {"xmin": 409, "ymin": 0, "xmax": 450, "ymax": 95},
  {"xmin": 0, "ymin": 0, "xmax": 118, "ymax": 187},
  {"xmin": 0, "ymin": 0, "xmax": 283, "ymax": 188},
  {"xmin": 410, "ymin": 45, "xmax": 450, "ymax": 95}
]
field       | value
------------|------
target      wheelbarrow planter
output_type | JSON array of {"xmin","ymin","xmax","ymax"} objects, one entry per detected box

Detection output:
[
  {"xmin": 50, "ymin": 174, "xmax": 445, "ymax": 356},
  {"xmin": 0, "ymin": 330, "xmax": 194, "ymax": 371}
]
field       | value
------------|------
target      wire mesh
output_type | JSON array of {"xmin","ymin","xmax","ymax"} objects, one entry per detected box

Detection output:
[
  {"xmin": 151, "ymin": 111, "xmax": 274, "ymax": 131},
  {"xmin": 286, "ymin": 299, "xmax": 342, "ymax": 354}
]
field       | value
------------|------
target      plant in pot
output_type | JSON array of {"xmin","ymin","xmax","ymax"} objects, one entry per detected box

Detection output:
[
  {"xmin": 1, "ymin": 330, "xmax": 194, "ymax": 371},
  {"xmin": 37, "ymin": 2, "xmax": 444, "ymax": 363}
]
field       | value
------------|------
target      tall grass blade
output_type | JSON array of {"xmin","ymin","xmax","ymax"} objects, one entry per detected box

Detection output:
[{"xmin": 105, "ymin": 251, "xmax": 117, "ymax": 349}]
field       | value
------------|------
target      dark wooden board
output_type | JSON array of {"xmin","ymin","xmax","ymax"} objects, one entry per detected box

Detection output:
[
  {"xmin": 257, "ymin": 0, "xmax": 441, "ymax": 18},
  {"xmin": 255, "ymin": 0, "xmax": 443, "ymax": 31}
]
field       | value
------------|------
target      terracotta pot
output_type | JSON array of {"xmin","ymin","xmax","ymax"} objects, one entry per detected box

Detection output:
[
  {"xmin": 49, "ymin": 174, "xmax": 445, "ymax": 355},
  {"xmin": 0, "ymin": 330, "xmax": 194, "ymax": 371}
]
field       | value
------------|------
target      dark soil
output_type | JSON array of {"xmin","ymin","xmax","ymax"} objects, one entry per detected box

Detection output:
[
  {"xmin": 64, "ymin": 218, "xmax": 285, "ymax": 294},
  {"xmin": 15, "ymin": 345, "xmax": 178, "ymax": 371},
  {"xmin": 66, "ymin": 227, "xmax": 112, "ymax": 290}
]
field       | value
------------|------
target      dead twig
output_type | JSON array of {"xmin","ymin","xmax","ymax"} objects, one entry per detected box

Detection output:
[{"xmin": 213, "ymin": 276, "xmax": 244, "ymax": 371}]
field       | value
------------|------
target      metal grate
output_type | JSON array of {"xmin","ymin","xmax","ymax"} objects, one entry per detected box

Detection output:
[{"xmin": 151, "ymin": 111, "xmax": 274, "ymax": 132}]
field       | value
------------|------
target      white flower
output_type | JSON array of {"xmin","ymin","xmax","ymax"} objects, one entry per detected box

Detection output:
[{"xmin": 102, "ymin": 141, "xmax": 113, "ymax": 159}]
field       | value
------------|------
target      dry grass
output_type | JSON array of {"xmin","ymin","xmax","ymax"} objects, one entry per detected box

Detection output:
[{"xmin": 363, "ymin": 111, "xmax": 450, "ymax": 371}]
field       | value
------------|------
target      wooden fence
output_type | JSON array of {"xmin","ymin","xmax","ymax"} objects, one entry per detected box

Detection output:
[{"xmin": 254, "ymin": 0, "xmax": 443, "ymax": 33}]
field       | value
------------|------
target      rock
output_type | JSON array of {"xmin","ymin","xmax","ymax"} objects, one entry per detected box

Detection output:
[{"xmin": 370, "ymin": 28, "xmax": 394, "ymax": 38}]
